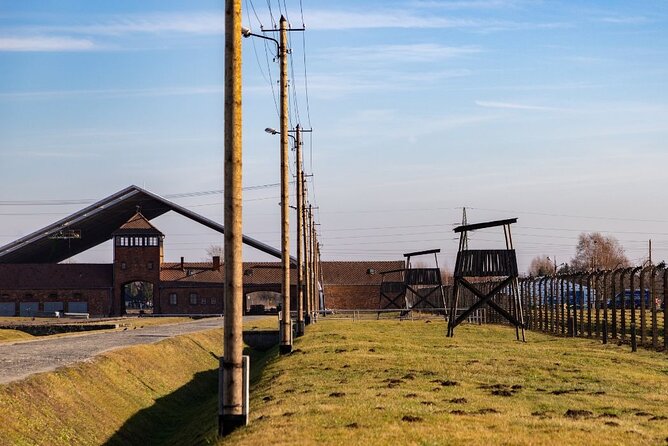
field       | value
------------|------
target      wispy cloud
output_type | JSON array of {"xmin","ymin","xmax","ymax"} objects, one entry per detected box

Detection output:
[
  {"xmin": 0, "ymin": 85, "xmax": 223, "ymax": 100},
  {"xmin": 27, "ymin": 12, "xmax": 223, "ymax": 36},
  {"xmin": 598, "ymin": 16, "xmax": 649, "ymax": 25},
  {"xmin": 306, "ymin": 9, "xmax": 569, "ymax": 32},
  {"xmin": 0, "ymin": 36, "xmax": 95, "ymax": 51},
  {"xmin": 475, "ymin": 100, "xmax": 569, "ymax": 111},
  {"xmin": 321, "ymin": 43, "xmax": 481, "ymax": 63},
  {"xmin": 410, "ymin": 0, "xmax": 525, "ymax": 10},
  {"xmin": 296, "ymin": 69, "xmax": 472, "ymax": 98}
]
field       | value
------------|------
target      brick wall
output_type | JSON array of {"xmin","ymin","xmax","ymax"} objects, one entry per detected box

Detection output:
[
  {"xmin": 324, "ymin": 284, "xmax": 381, "ymax": 309},
  {"xmin": 113, "ymin": 245, "xmax": 161, "ymax": 315},
  {"xmin": 0, "ymin": 289, "xmax": 112, "ymax": 317},
  {"xmin": 158, "ymin": 286, "xmax": 225, "ymax": 314}
]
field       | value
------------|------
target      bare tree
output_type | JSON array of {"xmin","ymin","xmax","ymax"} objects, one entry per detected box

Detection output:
[
  {"xmin": 528, "ymin": 255, "xmax": 554, "ymax": 276},
  {"xmin": 206, "ymin": 244, "xmax": 223, "ymax": 259},
  {"xmin": 570, "ymin": 232, "xmax": 629, "ymax": 271}
]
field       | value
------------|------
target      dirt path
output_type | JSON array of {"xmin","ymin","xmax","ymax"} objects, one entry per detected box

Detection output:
[{"xmin": 0, "ymin": 317, "xmax": 251, "ymax": 384}]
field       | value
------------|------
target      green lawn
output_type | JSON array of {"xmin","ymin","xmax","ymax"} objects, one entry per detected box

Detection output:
[
  {"xmin": 2, "ymin": 317, "xmax": 667, "ymax": 445},
  {"xmin": 221, "ymin": 319, "xmax": 668, "ymax": 446}
]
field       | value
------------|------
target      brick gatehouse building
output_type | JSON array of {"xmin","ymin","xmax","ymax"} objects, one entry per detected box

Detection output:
[{"xmin": 0, "ymin": 186, "xmax": 402, "ymax": 317}]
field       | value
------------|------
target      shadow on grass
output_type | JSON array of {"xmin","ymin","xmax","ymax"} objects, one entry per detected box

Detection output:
[{"xmin": 103, "ymin": 346, "xmax": 278, "ymax": 446}]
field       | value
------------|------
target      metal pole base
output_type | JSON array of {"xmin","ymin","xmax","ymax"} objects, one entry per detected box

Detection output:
[
  {"xmin": 219, "ymin": 414, "xmax": 247, "ymax": 436},
  {"xmin": 296, "ymin": 321, "xmax": 305, "ymax": 337},
  {"xmin": 304, "ymin": 314, "xmax": 312, "ymax": 325},
  {"xmin": 279, "ymin": 344, "xmax": 293, "ymax": 354}
]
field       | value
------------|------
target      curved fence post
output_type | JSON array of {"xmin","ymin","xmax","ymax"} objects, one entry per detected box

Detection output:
[
  {"xmin": 602, "ymin": 270, "xmax": 611, "ymax": 344},
  {"xmin": 579, "ymin": 273, "xmax": 585, "ymax": 336},
  {"xmin": 586, "ymin": 272, "xmax": 593, "ymax": 338},
  {"xmin": 651, "ymin": 266, "xmax": 659, "ymax": 349},
  {"xmin": 640, "ymin": 266, "xmax": 651, "ymax": 347},
  {"xmin": 664, "ymin": 268, "xmax": 668, "ymax": 351},
  {"xmin": 538, "ymin": 276, "xmax": 548, "ymax": 331},
  {"xmin": 630, "ymin": 266, "xmax": 642, "ymax": 352},
  {"xmin": 611, "ymin": 268, "xmax": 619, "ymax": 339}
]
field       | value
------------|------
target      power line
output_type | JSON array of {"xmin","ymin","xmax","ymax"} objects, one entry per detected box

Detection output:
[
  {"xmin": 469, "ymin": 206, "xmax": 668, "ymax": 225},
  {"xmin": 0, "ymin": 182, "xmax": 288, "ymax": 206}
]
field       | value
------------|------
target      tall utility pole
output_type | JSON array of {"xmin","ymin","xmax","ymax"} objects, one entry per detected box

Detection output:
[
  {"xmin": 278, "ymin": 15, "xmax": 292, "ymax": 354},
  {"xmin": 303, "ymin": 195, "xmax": 311, "ymax": 324},
  {"xmin": 309, "ymin": 205, "xmax": 317, "ymax": 322},
  {"xmin": 295, "ymin": 124, "xmax": 305, "ymax": 336},
  {"xmin": 220, "ymin": 0, "xmax": 247, "ymax": 435},
  {"xmin": 317, "ymin": 239, "xmax": 324, "ymax": 314}
]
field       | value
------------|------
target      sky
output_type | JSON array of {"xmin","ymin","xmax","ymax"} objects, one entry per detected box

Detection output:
[{"xmin": 0, "ymin": 0, "xmax": 667, "ymax": 273}]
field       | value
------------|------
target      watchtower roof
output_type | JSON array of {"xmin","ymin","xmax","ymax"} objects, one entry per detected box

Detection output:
[
  {"xmin": 453, "ymin": 218, "xmax": 517, "ymax": 233},
  {"xmin": 112, "ymin": 212, "xmax": 163, "ymax": 236}
]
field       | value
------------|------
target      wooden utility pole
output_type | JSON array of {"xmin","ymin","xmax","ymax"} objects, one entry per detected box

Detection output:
[
  {"xmin": 316, "ymin": 239, "xmax": 323, "ymax": 317},
  {"xmin": 303, "ymin": 195, "xmax": 312, "ymax": 324},
  {"xmin": 278, "ymin": 15, "xmax": 292, "ymax": 354},
  {"xmin": 309, "ymin": 205, "xmax": 317, "ymax": 322},
  {"xmin": 220, "ymin": 0, "xmax": 247, "ymax": 435},
  {"xmin": 295, "ymin": 125, "xmax": 305, "ymax": 336}
]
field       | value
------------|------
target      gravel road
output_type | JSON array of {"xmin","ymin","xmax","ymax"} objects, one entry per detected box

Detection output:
[{"xmin": 0, "ymin": 317, "xmax": 238, "ymax": 385}]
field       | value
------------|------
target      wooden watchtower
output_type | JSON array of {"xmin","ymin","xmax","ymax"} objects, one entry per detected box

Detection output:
[
  {"xmin": 378, "ymin": 249, "xmax": 447, "ymax": 317},
  {"xmin": 447, "ymin": 218, "xmax": 525, "ymax": 341}
]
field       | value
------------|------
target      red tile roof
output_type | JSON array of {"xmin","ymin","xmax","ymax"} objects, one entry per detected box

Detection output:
[
  {"xmin": 0, "ymin": 264, "xmax": 113, "ymax": 289},
  {"xmin": 112, "ymin": 212, "xmax": 163, "ymax": 235}
]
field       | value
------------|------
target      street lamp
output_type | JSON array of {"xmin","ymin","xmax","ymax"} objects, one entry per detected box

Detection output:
[{"xmin": 241, "ymin": 27, "xmax": 279, "ymax": 55}]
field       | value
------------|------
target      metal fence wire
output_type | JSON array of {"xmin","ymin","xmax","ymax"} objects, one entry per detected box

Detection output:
[{"xmin": 518, "ymin": 266, "xmax": 667, "ymax": 352}]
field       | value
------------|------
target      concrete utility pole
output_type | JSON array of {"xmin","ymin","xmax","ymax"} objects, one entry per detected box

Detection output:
[
  {"xmin": 278, "ymin": 15, "xmax": 292, "ymax": 354},
  {"xmin": 220, "ymin": 0, "xmax": 247, "ymax": 435},
  {"xmin": 295, "ymin": 125, "xmax": 305, "ymax": 336}
]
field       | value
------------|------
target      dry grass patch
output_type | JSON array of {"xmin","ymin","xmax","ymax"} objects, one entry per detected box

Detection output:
[
  {"xmin": 0, "ymin": 329, "xmax": 224, "ymax": 446},
  {"xmin": 0, "ymin": 329, "xmax": 34, "ymax": 342}
]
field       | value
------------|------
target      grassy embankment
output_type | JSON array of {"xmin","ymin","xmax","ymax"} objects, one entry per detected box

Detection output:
[
  {"xmin": 220, "ymin": 320, "xmax": 668, "ymax": 446},
  {"xmin": 0, "ymin": 317, "xmax": 277, "ymax": 446}
]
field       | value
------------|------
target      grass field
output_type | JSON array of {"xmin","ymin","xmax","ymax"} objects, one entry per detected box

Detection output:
[
  {"xmin": 2, "ymin": 317, "xmax": 667, "ymax": 445},
  {"xmin": 221, "ymin": 320, "xmax": 668, "ymax": 446}
]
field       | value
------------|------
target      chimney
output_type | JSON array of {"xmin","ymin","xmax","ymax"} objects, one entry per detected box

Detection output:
[
  {"xmin": 180, "ymin": 256, "xmax": 184, "ymax": 270},
  {"xmin": 212, "ymin": 255, "xmax": 220, "ymax": 271}
]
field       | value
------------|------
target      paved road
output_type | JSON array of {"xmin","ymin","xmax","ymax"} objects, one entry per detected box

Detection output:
[{"xmin": 0, "ymin": 317, "xmax": 247, "ymax": 385}]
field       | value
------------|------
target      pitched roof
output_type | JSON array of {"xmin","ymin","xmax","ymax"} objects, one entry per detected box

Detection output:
[
  {"xmin": 321, "ymin": 261, "xmax": 405, "ymax": 285},
  {"xmin": 0, "ymin": 264, "xmax": 112, "ymax": 289},
  {"xmin": 159, "ymin": 261, "xmax": 298, "ymax": 285},
  {"xmin": 0, "ymin": 185, "xmax": 287, "ymax": 264},
  {"xmin": 112, "ymin": 212, "xmax": 163, "ymax": 235}
]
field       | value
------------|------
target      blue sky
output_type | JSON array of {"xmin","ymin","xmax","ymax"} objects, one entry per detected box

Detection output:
[{"xmin": 0, "ymin": 0, "xmax": 667, "ymax": 271}]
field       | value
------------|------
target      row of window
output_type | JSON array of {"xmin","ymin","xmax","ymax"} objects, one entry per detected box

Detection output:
[
  {"xmin": 168, "ymin": 292, "xmax": 218, "ymax": 306},
  {"xmin": 115, "ymin": 236, "xmax": 161, "ymax": 247}
]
